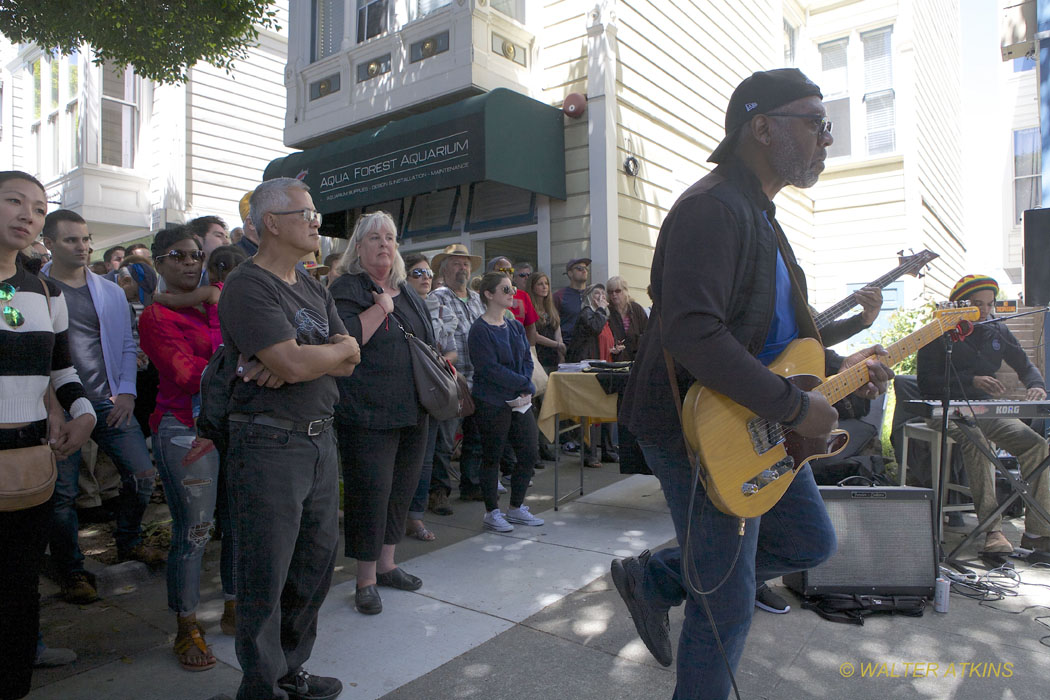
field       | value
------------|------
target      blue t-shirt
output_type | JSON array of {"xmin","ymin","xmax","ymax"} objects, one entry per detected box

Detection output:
[{"xmin": 755, "ymin": 235, "xmax": 799, "ymax": 365}]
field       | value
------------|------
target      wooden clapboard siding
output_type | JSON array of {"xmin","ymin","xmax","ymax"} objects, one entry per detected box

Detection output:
[
  {"xmin": 185, "ymin": 10, "xmax": 291, "ymax": 226},
  {"xmin": 806, "ymin": 0, "xmax": 899, "ymax": 40},
  {"xmin": 541, "ymin": 0, "xmax": 591, "ymax": 266},
  {"xmin": 611, "ymin": 0, "xmax": 780, "ymax": 291},
  {"xmin": 912, "ymin": 0, "xmax": 963, "ymax": 299}
]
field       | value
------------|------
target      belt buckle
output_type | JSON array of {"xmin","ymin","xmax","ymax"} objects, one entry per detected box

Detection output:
[{"xmin": 307, "ymin": 419, "xmax": 324, "ymax": 436}]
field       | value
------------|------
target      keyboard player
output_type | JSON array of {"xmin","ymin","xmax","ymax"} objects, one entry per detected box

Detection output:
[{"xmin": 916, "ymin": 274, "xmax": 1050, "ymax": 555}]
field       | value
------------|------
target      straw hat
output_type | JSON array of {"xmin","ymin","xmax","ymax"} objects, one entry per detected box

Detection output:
[{"xmin": 431, "ymin": 243, "xmax": 482, "ymax": 272}]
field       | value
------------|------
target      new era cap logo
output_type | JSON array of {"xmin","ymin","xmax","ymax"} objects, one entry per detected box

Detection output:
[{"xmin": 745, "ymin": 102, "xmax": 758, "ymax": 112}]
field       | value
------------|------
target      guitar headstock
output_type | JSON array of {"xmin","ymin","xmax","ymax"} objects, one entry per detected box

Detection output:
[
  {"xmin": 896, "ymin": 249, "xmax": 939, "ymax": 278},
  {"xmin": 933, "ymin": 301, "xmax": 980, "ymax": 324}
]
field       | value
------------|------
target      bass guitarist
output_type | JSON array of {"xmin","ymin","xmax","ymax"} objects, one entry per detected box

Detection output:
[{"xmin": 615, "ymin": 69, "xmax": 893, "ymax": 700}]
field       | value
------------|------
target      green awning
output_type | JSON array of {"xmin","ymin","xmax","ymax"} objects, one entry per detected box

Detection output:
[{"xmin": 263, "ymin": 88, "xmax": 566, "ymax": 216}]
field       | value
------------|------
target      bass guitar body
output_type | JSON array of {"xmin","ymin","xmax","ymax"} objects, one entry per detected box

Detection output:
[{"xmin": 681, "ymin": 338, "xmax": 848, "ymax": 519}]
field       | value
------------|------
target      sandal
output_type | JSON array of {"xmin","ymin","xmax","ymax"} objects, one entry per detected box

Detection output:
[
  {"xmin": 406, "ymin": 522, "xmax": 437, "ymax": 542},
  {"xmin": 174, "ymin": 623, "xmax": 216, "ymax": 672}
]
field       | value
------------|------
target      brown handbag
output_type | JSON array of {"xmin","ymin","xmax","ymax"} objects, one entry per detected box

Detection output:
[
  {"xmin": 0, "ymin": 275, "xmax": 58, "ymax": 511},
  {"xmin": 0, "ymin": 444, "xmax": 58, "ymax": 511}
]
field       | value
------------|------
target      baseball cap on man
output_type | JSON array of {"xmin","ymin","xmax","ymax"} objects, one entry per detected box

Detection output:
[
  {"xmin": 565, "ymin": 257, "xmax": 591, "ymax": 272},
  {"xmin": 708, "ymin": 68, "xmax": 823, "ymax": 164}
]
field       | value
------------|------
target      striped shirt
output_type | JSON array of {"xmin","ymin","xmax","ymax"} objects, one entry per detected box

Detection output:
[{"xmin": 1, "ymin": 259, "xmax": 93, "ymax": 423}]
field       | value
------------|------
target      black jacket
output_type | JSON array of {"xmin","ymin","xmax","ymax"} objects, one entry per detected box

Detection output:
[
  {"xmin": 330, "ymin": 272, "xmax": 434, "ymax": 429},
  {"xmin": 621, "ymin": 160, "xmax": 831, "ymax": 444},
  {"xmin": 917, "ymin": 320, "xmax": 1043, "ymax": 400}
]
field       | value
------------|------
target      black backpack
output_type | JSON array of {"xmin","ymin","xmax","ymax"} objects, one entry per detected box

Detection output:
[{"xmin": 197, "ymin": 345, "xmax": 236, "ymax": 448}]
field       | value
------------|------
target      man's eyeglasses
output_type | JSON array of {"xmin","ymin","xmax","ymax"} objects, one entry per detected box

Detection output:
[
  {"xmin": 156, "ymin": 249, "xmax": 206, "ymax": 263},
  {"xmin": 496, "ymin": 266, "xmax": 515, "ymax": 275},
  {"xmin": 0, "ymin": 282, "xmax": 25, "ymax": 328},
  {"xmin": 571, "ymin": 265, "xmax": 588, "ymax": 272},
  {"xmin": 271, "ymin": 208, "xmax": 323, "ymax": 225},
  {"xmin": 409, "ymin": 268, "xmax": 434, "ymax": 279},
  {"xmin": 515, "ymin": 271, "xmax": 530, "ymax": 278},
  {"xmin": 765, "ymin": 112, "xmax": 833, "ymax": 136}
]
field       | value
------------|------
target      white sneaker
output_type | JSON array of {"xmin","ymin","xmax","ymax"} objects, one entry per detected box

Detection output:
[
  {"xmin": 497, "ymin": 481, "xmax": 507, "ymax": 494},
  {"xmin": 484, "ymin": 509, "xmax": 514, "ymax": 532},
  {"xmin": 506, "ymin": 505, "xmax": 544, "ymax": 526}
]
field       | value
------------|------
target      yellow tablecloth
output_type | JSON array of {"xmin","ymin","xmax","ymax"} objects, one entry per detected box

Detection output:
[{"xmin": 537, "ymin": 371, "xmax": 619, "ymax": 442}]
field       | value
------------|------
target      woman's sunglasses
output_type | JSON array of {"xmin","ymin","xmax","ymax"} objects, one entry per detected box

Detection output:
[
  {"xmin": 0, "ymin": 282, "xmax": 25, "ymax": 328},
  {"xmin": 156, "ymin": 249, "xmax": 206, "ymax": 263},
  {"xmin": 409, "ymin": 268, "xmax": 434, "ymax": 279}
]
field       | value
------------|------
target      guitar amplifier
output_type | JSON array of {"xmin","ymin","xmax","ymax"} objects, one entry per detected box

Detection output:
[{"xmin": 783, "ymin": 486, "xmax": 937, "ymax": 597}]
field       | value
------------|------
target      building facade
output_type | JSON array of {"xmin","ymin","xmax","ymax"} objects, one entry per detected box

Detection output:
[
  {"xmin": 274, "ymin": 0, "xmax": 966, "ymax": 339},
  {"xmin": 0, "ymin": 2, "xmax": 292, "ymax": 253}
]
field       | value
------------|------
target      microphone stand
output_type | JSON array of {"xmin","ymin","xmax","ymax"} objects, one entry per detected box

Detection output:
[{"xmin": 935, "ymin": 335, "xmax": 955, "ymax": 561}]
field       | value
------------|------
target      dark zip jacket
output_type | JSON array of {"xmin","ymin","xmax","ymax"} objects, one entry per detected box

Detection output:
[{"xmin": 621, "ymin": 160, "xmax": 835, "ymax": 446}]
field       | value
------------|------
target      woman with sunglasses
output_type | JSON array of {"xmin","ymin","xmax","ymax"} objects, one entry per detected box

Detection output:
[
  {"xmin": 468, "ymin": 272, "xmax": 544, "ymax": 532},
  {"xmin": 137, "ymin": 227, "xmax": 236, "ymax": 672},
  {"xmin": 330, "ymin": 212, "xmax": 434, "ymax": 615},
  {"xmin": 401, "ymin": 252, "xmax": 457, "ymax": 540},
  {"xmin": 0, "ymin": 170, "xmax": 96, "ymax": 699}
]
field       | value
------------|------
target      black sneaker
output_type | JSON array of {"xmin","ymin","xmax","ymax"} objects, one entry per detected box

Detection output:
[
  {"xmin": 754, "ymin": 584, "xmax": 791, "ymax": 614},
  {"xmin": 278, "ymin": 669, "xmax": 342, "ymax": 700},
  {"xmin": 611, "ymin": 550, "xmax": 673, "ymax": 667}
]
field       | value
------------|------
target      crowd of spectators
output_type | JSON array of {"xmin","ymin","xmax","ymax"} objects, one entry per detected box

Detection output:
[{"xmin": 1, "ymin": 168, "xmax": 642, "ymax": 700}]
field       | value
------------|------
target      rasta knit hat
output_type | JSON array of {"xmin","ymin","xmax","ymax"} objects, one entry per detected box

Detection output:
[
  {"xmin": 708, "ymin": 68, "xmax": 824, "ymax": 164},
  {"xmin": 949, "ymin": 274, "xmax": 999, "ymax": 302}
]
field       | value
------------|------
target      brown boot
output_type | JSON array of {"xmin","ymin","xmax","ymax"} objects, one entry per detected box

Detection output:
[
  {"xmin": 119, "ymin": 543, "xmax": 167, "ymax": 566},
  {"xmin": 60, "ymin": 572, "xmax": 100, "ymax": 604},
  {"xmin": 1021, "ymin": 532, "xmax": 1050, "ymax": 552},
  {"xmin": 982, "ymin": 530, "xmax": 1013, "ymax": 554},
  {"xmin": 220, "ymin": 600, "xmax": 236, "ymax": 636}
]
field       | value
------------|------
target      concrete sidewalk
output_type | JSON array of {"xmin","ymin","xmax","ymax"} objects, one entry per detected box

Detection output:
[{"xmin": 28, "ymin": 463, "xmax": 1050, "ymax": 700}]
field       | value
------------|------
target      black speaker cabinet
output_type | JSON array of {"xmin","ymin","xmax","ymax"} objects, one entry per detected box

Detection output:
[
  {"xmin": 1024, "ymin": 208, "xmax": 1050, "ymax": 307},
  {"xmin": 783, "ymin": 486, "xmax": 936, "ymax": 597}
]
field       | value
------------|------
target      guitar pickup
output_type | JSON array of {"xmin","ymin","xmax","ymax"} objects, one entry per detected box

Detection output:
[
  {"xmin": 747, "ymin": 417, "xmax": 785, "ymax": 455},
  {"xmin": 741, "ymin": 456, "xmax": 795, "ymax": 496}
]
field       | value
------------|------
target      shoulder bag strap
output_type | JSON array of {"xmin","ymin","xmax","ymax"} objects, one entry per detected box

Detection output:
[{"xmin": 36, "ymin": 274, "xmax": 54, "ymax": 431}]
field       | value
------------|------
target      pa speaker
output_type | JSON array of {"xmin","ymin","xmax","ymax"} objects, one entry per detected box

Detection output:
[
  {"xmin": 783, "ymin": 486, "xmax": 936, "ymax": 597},
  {"xmin": 1024, "ymin": 208, "xmax": 1050, "ymax": 306}
]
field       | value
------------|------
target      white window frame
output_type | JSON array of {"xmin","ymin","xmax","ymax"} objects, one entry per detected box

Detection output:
[
  {"xmin": 1013, "ymin": 127, "xmax": 1042, "ymax": 225},
  {"xmin": 99, "ymin": 61, "xmax": 139, "ymax": 169},
  {"xmin": 817, "ymin": 25, "xmax": 897, "ymax": 161}
]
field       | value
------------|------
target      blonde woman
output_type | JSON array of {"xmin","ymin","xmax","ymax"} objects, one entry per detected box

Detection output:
[
  {"xmin": 606, "ymin": 276, "xmax": 649, "ymax": 361},
  {"xmin": 329, "ymin": 212, "xmax": 433, "ymax": 615},
  {"xmin": 526, "ymin": 271, "xmax": 564, "ymax": 373}
]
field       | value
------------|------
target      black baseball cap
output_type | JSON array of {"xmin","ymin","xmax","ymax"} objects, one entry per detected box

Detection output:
[
  {"xmin": 708, "ymin": 68, "xmax": 823, "ymax": 164},
  {"xmin": 565, "ymin": 257, "xmax": 591, "ymax": 272}
]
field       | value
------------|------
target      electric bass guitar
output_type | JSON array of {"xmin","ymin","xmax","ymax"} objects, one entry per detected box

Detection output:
[
  {"xmin": 680, "ymin": 304, "xmax": 979, "ymax": 518},
  {"xmin": 814, "ymin": 249, "xmax": 939, "ymax": 330}
]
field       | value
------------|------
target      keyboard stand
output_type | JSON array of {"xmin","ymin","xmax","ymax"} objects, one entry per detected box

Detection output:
[{"xmin": 944, "ymin": 419, "xmax": 1050, "ymax": 569}]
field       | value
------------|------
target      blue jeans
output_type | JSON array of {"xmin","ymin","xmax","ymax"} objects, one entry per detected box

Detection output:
[
  {"xmin": 638, "ymin": 439, "xmax": 836, "ymax": 700},
  {"xmin": 154, "ymin": 414, "xmax": 234, "ymax": 614},
  {"xmin": 409, "ymin": 416, "xmax": 441, "ymax": 519},
  {"xmin": 51, "ymin": 398, "xmax": 156, "ymax": 575}
]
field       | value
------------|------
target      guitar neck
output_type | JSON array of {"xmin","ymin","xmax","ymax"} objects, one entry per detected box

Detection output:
[
  {"xmin": 814, "ymin": 261, "xmax": 927, "ymax": 329},
  {"xmin": 818, "ymin": 314, "xmax": 959, "ymax": 406}
]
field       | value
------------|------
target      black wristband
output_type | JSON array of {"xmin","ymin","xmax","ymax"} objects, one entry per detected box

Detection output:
[{"xmin": 781, "ymin": 392, "xmax": 809, "ymax": 429}]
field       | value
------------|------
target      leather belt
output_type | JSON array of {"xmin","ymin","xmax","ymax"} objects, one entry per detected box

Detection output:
[{"xmin": 228, "ymin": 413, "xmax": 334, "ymax": 436}]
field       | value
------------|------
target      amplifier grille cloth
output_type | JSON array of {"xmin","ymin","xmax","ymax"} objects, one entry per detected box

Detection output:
[{"xmin": 812, "ymin": 498, "xmax": 935, "ymax": 588}]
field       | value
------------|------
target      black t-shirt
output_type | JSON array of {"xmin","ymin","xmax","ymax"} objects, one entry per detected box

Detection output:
[{"xmin": 218, "ymin": 260, "xmax": 348, "ymax": 421}]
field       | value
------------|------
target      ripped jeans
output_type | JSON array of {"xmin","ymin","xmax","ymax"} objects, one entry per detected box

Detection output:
[{"xmin": 154, "ymin": 413, "xmax": 231, "ymax": 614}]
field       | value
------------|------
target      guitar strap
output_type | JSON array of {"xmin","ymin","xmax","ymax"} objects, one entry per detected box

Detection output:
[{"xmin": 658, "ymin": 313, "xmax": 709, "ymax": 486}]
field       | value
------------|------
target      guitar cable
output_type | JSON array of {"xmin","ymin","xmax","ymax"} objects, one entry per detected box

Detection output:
[{"xmin": 680, "ymin": 447, "xmax": 746, "ymax": 700}]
